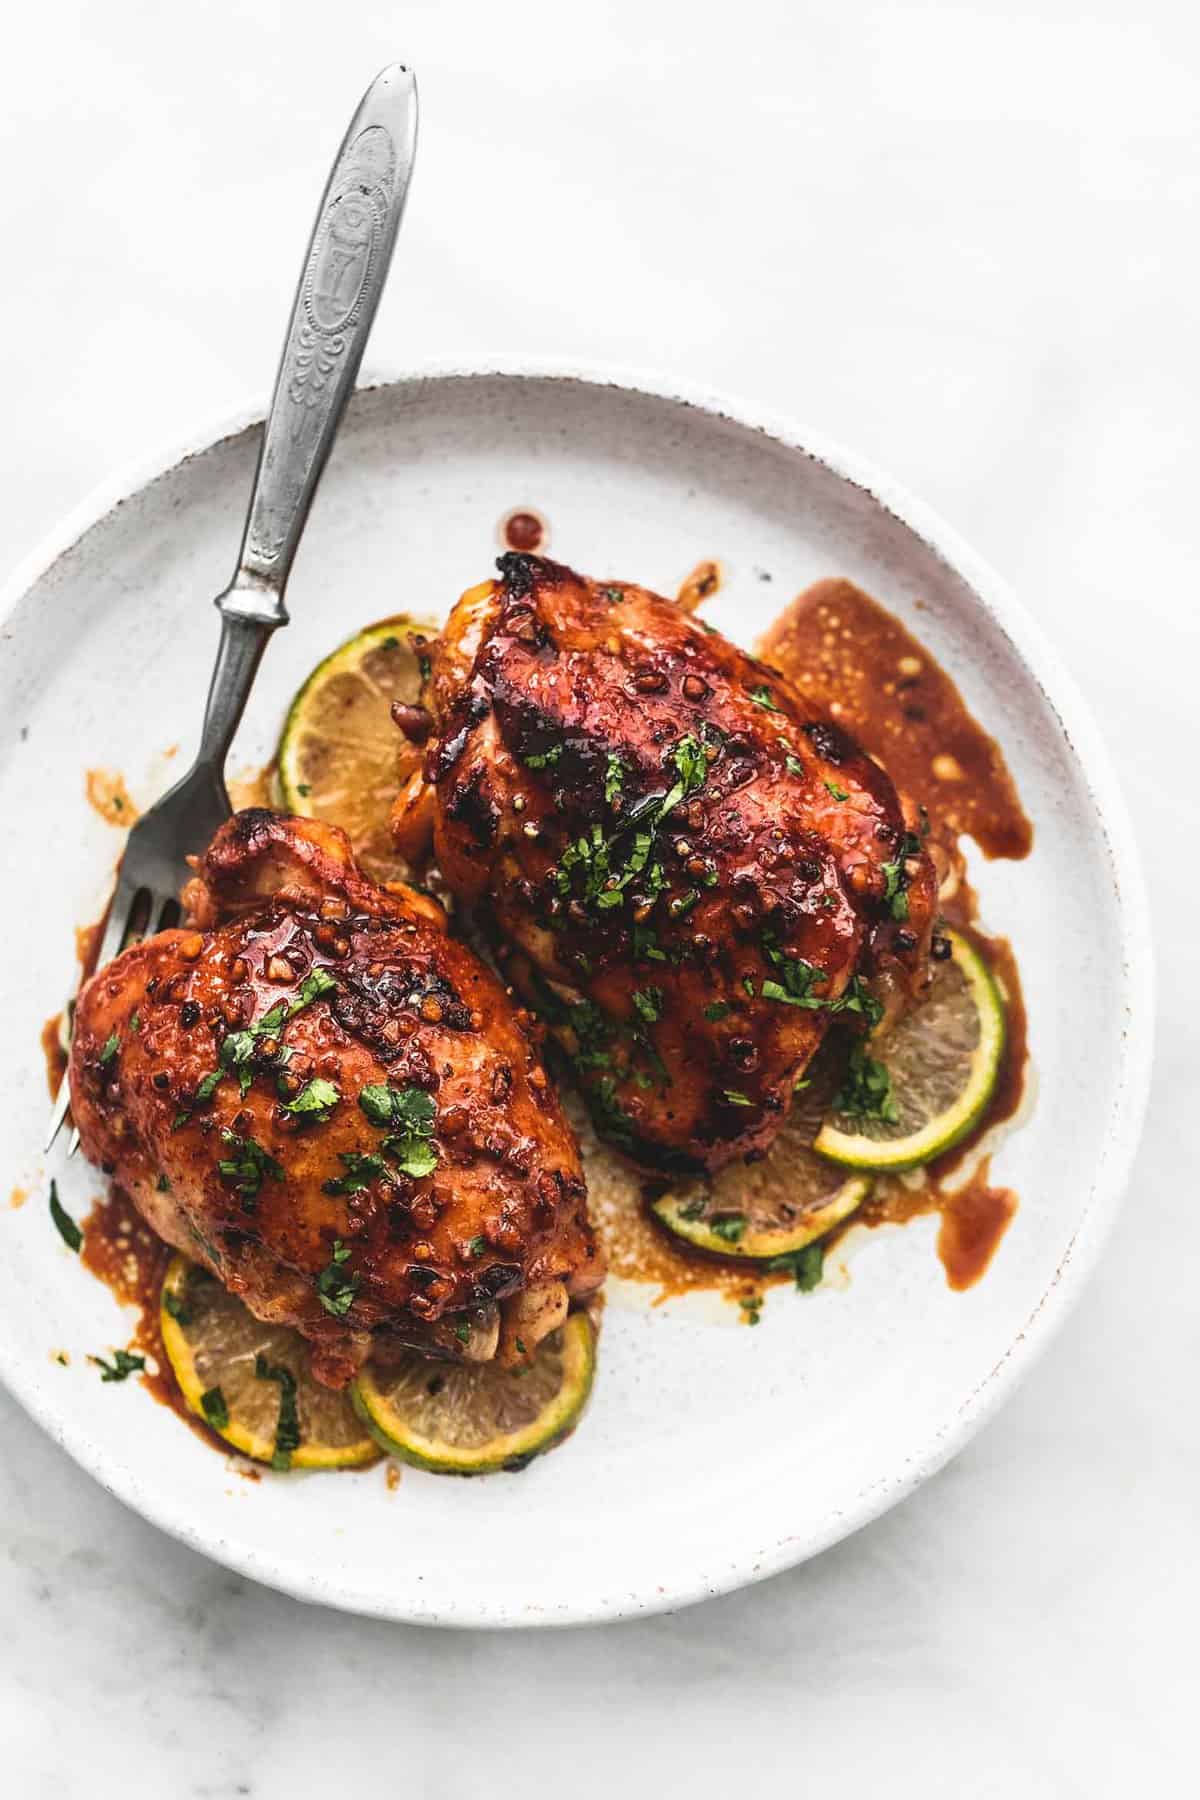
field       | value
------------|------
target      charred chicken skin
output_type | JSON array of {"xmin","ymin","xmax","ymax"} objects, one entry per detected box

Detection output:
[
  {"xmin": 69, "ymin": 809, "xmax": 602, "ymax": 1386},
  {"xmin": 392, "ymin": 553, "xmax": 937, "ymax": 1175}
]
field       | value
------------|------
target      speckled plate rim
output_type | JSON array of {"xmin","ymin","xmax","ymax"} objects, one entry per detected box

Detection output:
[{"xmin": 0, "ymin": 356, "xmax": 1154, "ymax": 1627}]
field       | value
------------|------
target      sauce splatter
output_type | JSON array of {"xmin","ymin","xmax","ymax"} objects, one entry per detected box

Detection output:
[
  {"xmin": 9, "ymin": 1186, "xmax": 28, "ymax": 1211},
  {"xmin": 80, "ymin": 1188, "xmax": 225, "ymax": 1449},
  {"xmin": 676, "ymin": 559, "xmax": 722, "ymax": 614},
  {"xmin": 500, "ymin": 508, "xmax": 547, "ymax": 553},
  {"xmin": 86, "ymin": 769, "xmax": 139, "ymax": 826},
  {"xmin": 757, "ymin": 578, "xmax": 1032, "ymax": 860}
]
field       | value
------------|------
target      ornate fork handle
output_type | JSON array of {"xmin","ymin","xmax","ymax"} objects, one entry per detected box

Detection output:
[{"xmin": 220, "ymin": 62, "xmax": 418, "ymax": 632}]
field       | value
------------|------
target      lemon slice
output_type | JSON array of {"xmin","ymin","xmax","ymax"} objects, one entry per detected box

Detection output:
[
  {"xmin": 350, "ymin": 1312, "xmax": 597, "ymax": 1475},
  {"xmin": 277, "ymin": 616, "xmax": 435, "ymax": 884},
  {"xmin": 652, "ymin": 1050, "xmax": 872, "ymax": 1261},
  {"xmin": 814, "ymin": 927, "xmax": 1005, "ymax": 1172},
  {"xmin": 159, "ymin": 1255, "xmax": 379, "ymax": 1470}
]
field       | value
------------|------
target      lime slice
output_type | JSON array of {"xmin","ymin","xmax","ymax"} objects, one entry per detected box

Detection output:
[
  {"xmin": 652, "ymin": 1053, "xmax": 872, "ymax": 1260},
  {"xmin": 350, "ymin": 1312, "xmax": 596, "ymax": 1475},
  {"xmin": 814, "ymin": 927, "xmax": 1005, "ymax": 1172},
  {"xmin": 159, "ymin": 1255, "xmax": 380, "ymax": 1470},
  {"xmin": 277, "ymin": 616, "xmax": 435, "ymax": 884}
]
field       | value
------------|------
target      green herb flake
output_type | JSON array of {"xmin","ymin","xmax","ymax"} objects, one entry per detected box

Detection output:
[
  {"xmin": 703, "ymin": 1001, "xmax": 731, "ymax": 1022},
  {"xmin": 48, "ymin": 1180, "xmax": 82, "ymax": 1253},
  {"xmin": 163, "ymin": 1290, "xmax": 190, "ymax": 1326},
  {"xmin": 316, "ymin": 1239, "xmax": 359, "ymax": 1319},
  {"xmin": 785, "ymin": 754, "xmax": 804, "ymax": 777},
  {"xmin": 99, "ymin": 1031, "xmax": 120, "ymax": 1067},
  {"xmin": 722, "ymin": 1090, "xmax": 753, "ymax": 1108},
  {"xmin": 254, "ymin": 1353, "xmax": 301, "ymax": 1471},
  {"xmin": 217, "ymin": 1129, "xmax": 284, "ymax": 1200},
  {"xmin": 281, "ymin": 1077, "xmax": 340, "ymax": 1121},
  {"xmin": 631, "ymin": 987, "xmax": 663, "ymax": 1025},
  {"xmin": 749, "ymin": 685, "xmax": 782, "ymax": 713},
  {"xmin": 767, "ymin": 1241, "xmax": 825, "ymax": 1292},
  {"xmin": 710, "ymin": 1212, "xmax": 748, "ymax": 1242},
  {"xmin": 604, "ymin": 752, "xmax": 625, "ymax": 808},
  {"xmin": 130, "ymin": 1012, "xmax": 141, "ymax": 1033},
  {"xmin": 524, "ymin": 743, "xmax": 563, "ymax": 771},
  {"xmin": 455, "ymin": 1322, "xmax": 471, "ymax": 1344},
  {"xmin": 201, "ymin": 1386, "xmax": 230, "ymax": 1430},
  {"xmin": 322, "ymin": 1151, "xmax": 391, "ymax": 1197},
  {"xmin": 466, "ymin": 1234, "xmax": 487, "ymax": 1258},
  {"xmin": 823, "ymin": 780, "xmax": 849, "ymax": 802},
  {"xmin": 603, "ymin": 587, "xmax": 625, "ymax": 604},
  {"xmin": 296, "ymin": 783, "xmax": 312, "ymax": 797},
  {"xmin": 834, "ymin": 1043, "xmax": 900, "ymax": 1124},
  {"xmin": 91, "ymin": 1347, "xmax": 146, "ymax": 1383},
  {"xmin": 739, "ymin": 1294, "xmax": 763, "ymax": 1326}
]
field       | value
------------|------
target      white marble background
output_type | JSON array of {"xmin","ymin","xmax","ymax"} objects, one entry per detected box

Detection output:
[{"xmin": 1, "ymin": 2, "xmax": 1196, "ymax": 1793}]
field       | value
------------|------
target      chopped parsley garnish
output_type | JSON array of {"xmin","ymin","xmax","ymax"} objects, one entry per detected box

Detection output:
[
  {"xmin": 710, "ymin": 1212, "xmax": 747, "ymax": 1242},
  {"xmin": 785, "ymin": 754, "xmax": 804, "ymax": 777},
  {"xmin": 418, "ymin": 652, "xmax": 432, "ymax": 681},
  {"xmin": 833, "ymin": 1044, "xmax": 900, "ymax": 1124},
  {"xmin": 667, "ymin": 889, "xmax": 699, "ymax": 919},
  {"xmin": 880, "ymin": 833, "xmax": 921, "ymax": 922},
  {"xmin": 99, "ymin": 1031, "xmax": 120, "ymax": 1067},
  {"xmin": 322, "ymin": 1151, "xmax": 391, "ymax": 1196},
  {"xmin": 130, "ymin": 1013, "xmax": 141, "ymax": 1033},
  {"xmin": 632, "ymin": 923, "xmax": 668, "ymax": 962},
  {"xmin": 163, "ymin": 1289, "xmax": 190, "ymax": 1325},
  {"xmin": 281, "ymin": 1077, "xmax": 340, "ymax": 1121},
  {"xmin": 156, "ymin": 1174, "xmax": 171, "ymax": 1192},
  {"xmin": 823, "ymin": 780, "xmax": 849, "ymax": 802},
  {"xmin": 91, "ymin": 1348, "xmax": 145, "ymax": 1383},
  {"xmin": 766, "ymin": 1242, "xmax": 825, "ymax": 1292},
  {"xmin": 254, "ymin": 1353, "xmax": 301, "ymax": 1470},
  {"xmin": 739, "ymin": 1294, "xmax": 763, "ymax": 1326},
  {"xmin": 296, "ymin": 783, "xmax": 311, "ymax": 797},
  {"xmin": 524, "ymin": 743, "xmax": 563, "ymax": 770},
  {"xmin": 467, "ymin": 1234, "xmax": 487, "ymax": 1258},
  {"xmin": 358, "ymin": 1083, "xmax": 439, "ymax": 1177},
  {"xmin": 48, "ymin": 1180, "xmax": 82, "ymax": 1252},
  {"xmin": 455, "ymin": 1322, "xmax": 471, "ymax": 1344},
  {"xmin": 186, "ymin": 970, "xmax": 340, "ymax": 1115},
  {"xmin": 316, "ymin": 1239, "xmax": 359, "ymax": 1318},
  {"xmin": 722, "ymin": 1090, "xmax": 753, "ymax": 1108},
  {"xmin": 703, "ymin": 1001, "xmax": 731, "ymax": 1022},
  {"xmin": 201, "ymin": 1386, "xmax": 229, "ymax": 1430},
  {"xmin": 749, "ymin": 685, "xmax": 782, "ymax": 713},
  {"xmin": 604, "ymin": 753, "xmax": 625, "ymax": 808},
  {"xmin": 217, "ymin": 1129, "xmax": 284, "ymax": 1200},
  {"xmin": 632, "ymin": 987, "xmax": 663, "ymax": 1024},
  {"xmin": 742, "ymin": 975, "xmax": 756, "ymax": 997},
  {"xmin": 589, "ymin": 1076, "xmax": 636, "ymax": 1147},
  {"xmin": 760, "ymin": 931, "xmax": 828, "ymax": 1008},
  {"xmin": 549, "ymin": 730, "xmax": 714, "ymax": 923},
  {"xmin": 603, "ymin": 587, "xmax": 625, "ymax": 604},
  {"xmin": 831, "ymin": 976, "xmax": 884, "ymax": 1029}
]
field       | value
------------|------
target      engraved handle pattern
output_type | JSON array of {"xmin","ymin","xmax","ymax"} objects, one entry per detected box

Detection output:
[{"xmin": 221, "ymin": 64, "xmax": 418, "ymax": 624}]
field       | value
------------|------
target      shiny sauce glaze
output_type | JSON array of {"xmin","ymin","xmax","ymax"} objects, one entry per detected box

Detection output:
[
  {"xmin": 51, "ymin": 570, "xmax": 1032, "ymax": 1385},
  {"xmin": 80, "ymin": 1186, "xmax": 236, "ymax": 1453}
]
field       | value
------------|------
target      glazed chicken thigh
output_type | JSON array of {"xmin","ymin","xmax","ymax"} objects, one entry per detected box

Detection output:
[
  {"xmin": 392, "ymin": 553, "xmax": 937, "ymax": 1174},
  {"xmin": 70, "ymin": 809, "xmax": 602, "ymax": 1386}
]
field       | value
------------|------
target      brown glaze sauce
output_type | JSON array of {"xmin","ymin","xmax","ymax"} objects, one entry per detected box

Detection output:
[
  {"xmin": 500, "ymin": 508, "xmax": 548, "ymax": 553},
  {"xmin": 52, "ymin": 570, "xmax": 1032, "ymax": 1408},
  {"xmin": 676, "ymin": 559, "xmax": 722, "ymax": 614},
  {"xmin": 79, "ymin": 1187, "xmax": 228, "ymax": 1449},
  {"xmin": 85, "ymin": 768, "xmax": 138, "ymax": 826}
]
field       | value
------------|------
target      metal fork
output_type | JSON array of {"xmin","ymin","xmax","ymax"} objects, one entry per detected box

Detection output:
[{"xmin": 46, "ymin": 62, "xmax": 419, "ymax": 1155}]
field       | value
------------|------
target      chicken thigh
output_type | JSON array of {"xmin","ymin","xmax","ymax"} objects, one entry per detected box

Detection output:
[
  {"xmin": 69, "ymin": 809, "xmax": 602, "ymax": 1386},
  {"xmin": 392, "ymin": 553, "xmax": 937, "ymax": 1175}
]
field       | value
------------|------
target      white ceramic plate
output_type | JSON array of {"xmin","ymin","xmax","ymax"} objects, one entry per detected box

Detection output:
[{"xmin": 0, "ymin": 363, "xmax": 1152, "ymax": 1627}]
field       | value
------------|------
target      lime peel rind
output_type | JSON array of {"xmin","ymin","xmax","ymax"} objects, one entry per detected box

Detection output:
[{"xmin": 813, "ymin": 929, "xmax": 1005, "ymax": 1173}]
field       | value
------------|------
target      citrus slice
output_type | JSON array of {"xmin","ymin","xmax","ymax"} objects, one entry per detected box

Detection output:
[
  {"xmin": 159, "ymin": 1255, "xmax": 380, "ymax": 1470},
  {"xmin": 814, "ymin": 926, "xmax": 1005, "ymax": 1172},
  {"xmin": 350, "ymin": 1311, "xmax": 596, "ymax": 1475},
  {"xmin": 277, "ymin": 616, "xmax": 435, "ymax": 884},
  {"xmin": 651, "ymin": 1052, "xmax": 872, "ymax": 1261}
]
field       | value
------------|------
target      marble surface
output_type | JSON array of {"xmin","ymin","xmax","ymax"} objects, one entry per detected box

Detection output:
[{"xmin": 1, "ymin": 1, "xmax": 1195, "ymax": 1792}]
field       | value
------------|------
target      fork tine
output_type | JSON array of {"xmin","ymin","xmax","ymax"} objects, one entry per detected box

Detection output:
[{"xmin": 44, "ymin": 875, "xmax": 147, "ymax": 1154}]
